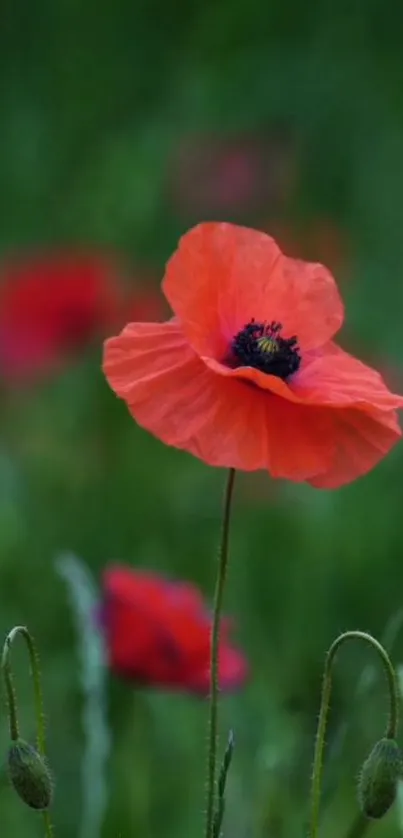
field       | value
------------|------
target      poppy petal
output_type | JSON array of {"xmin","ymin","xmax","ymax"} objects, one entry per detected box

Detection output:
[
  {"xmin": 101, "ymin": 564, "xmax": 247, "ymax": 693},
  {"xmin": 104, "ymin": 320, "xmax": 343, "ymax": 481},
  {"xmin": 309, "ymin": 407, "xmax": 401, "ymax": 488},
  {"xmin": 104, "ymin": 319, "xmax": 403, "ymax": 485},
  {"xmin": 188, "ymin": 646, "xmax": 249, "ymax": 694},
  {"xmin": 163, "ymin": 222, "xmax": 344, "ymax": 360},
  {"xmin": 203, "ymin": 355, "xmax": 301, "ymax": 401},
  {"xmin": 0, "ymin": 252, "xmax": 124, "ymax": 381},
  {"xmin": 203, "ymin": 343, "xmax": 403, "ymax": 412},
  {"xmin": 292, "ymin": 342, "xmax": 403, "ymax": 412}
]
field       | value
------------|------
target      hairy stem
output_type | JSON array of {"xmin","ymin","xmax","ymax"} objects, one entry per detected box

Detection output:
[
  {"xmin": 43, "ymin": 810, "xmax": 54, "ymax": 838},
  {"xmin": 1, "ymin": 626, "xmax": 53, "ymax": 838},
  {"xmin": 205, "ymin": 468, "xmax": 236, "ymax": 838},
  {"xmin": 343, "ymin": 812, "xmax": 370, "ymax": 838},
  {"xmin": 309, "ymin": 630, "xmax": 399, "ymax": 838}
]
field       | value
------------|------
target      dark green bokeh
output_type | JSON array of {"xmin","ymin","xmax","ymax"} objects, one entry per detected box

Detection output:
[{"xmin": 2, "ymin": 1, "xmax": 403, "ymax": 836}]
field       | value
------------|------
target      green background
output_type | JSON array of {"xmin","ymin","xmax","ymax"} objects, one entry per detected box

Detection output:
[{"xmin": 2, "ymin": 1, "xmax": 403, "ymax": 836}]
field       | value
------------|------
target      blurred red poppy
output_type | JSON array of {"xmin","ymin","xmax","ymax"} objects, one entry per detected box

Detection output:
[
  {"xmin": 169, "ymin": 131, "xmax": 296, "ymax": 215},
  {"xmin": 104, "ymin": 222, "xmax": 403, "ymax": 488},
  {"xmin": 0, "ymin": 252, "xmax": 166, "ymax": 383},
  {"xmin": 0, "ymin": 252, "xmax": 121, "ymax": 381},
  {"xmin": 100, "ymin": 565, "xmax": 248, "ymax": 694}
]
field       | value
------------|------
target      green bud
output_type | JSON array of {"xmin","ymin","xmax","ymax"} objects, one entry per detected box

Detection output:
[
  {"xmin": 8, "ymin": 738, "xmax": 53, "ymax": 810},
  {"xmin": 358, "ymin": 737, "xmax": 403, "ymax": 819}
]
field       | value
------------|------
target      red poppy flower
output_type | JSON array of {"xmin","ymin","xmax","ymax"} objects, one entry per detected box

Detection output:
[
  {"xmin": 100, "ymin": 565, "xmax": 247, "ymax": 694},
  {"xmin": 0, "ymin": 252, "xmax": 170, "ymax": 384},
  {"xmin": 169, "ymin": 131, "xmax": 296, "ymax": 215},
  {"xmin": 103, "ymin": 223, "xmax": 403, "ymax": 488},
  {"xmin": 0, "ymin": 252, "xmax": 124, "ymax": 381}
]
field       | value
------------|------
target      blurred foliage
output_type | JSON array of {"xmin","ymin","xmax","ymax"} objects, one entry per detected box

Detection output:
[{"xmin": 2, "ymin": 1, "xmax": 403, "ymax": 837}]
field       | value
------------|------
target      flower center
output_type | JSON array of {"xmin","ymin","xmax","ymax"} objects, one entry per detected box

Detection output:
[{"xmin": 231, "ymin": 319, "xmax": 301, "ymax": 379}]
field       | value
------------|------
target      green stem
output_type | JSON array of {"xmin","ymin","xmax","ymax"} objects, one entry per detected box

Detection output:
[
  {"xmin": 2, "ymin": 626, "xmax": 47, "ymax": 754},
  {"xmin": 309, "ymin": 631, "xmax": 399, "ymax": 838},
  {"xmin": 43, "ymin": 809, "xmax": 54, "ymax": 838},
  {"xmin": 205, "ymin": 468, "xmax": 236, "ymax": 838},
  {"xmin": 1, "ymin": 626, "xmax": 53, "ymax": 838},
  {"xmin": 343, "ymin": 812, "xmax": 370, "ymax": 838},
  {"xmin": 1, "ymin": 634, "xmax": 20, "ymax": 742}
]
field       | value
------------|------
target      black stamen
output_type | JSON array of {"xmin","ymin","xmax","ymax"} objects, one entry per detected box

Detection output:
[{"xmin": 230, "ymin": 319, "xmax": 301, "ymax": 380}]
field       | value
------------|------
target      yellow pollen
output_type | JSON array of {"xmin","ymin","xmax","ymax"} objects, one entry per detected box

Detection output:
[{"xmin": 256, "ymin": 336, "xmax": 278, "ymax": 354}]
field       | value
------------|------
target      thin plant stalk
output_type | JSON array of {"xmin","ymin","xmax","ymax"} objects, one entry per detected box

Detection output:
[
  {"xmin": 56, "ymin": 552, "xmax": 110, "ymax": 838},
  {"xmin": 205, "ymin": 468, "xmax": 236, "ymax": 838},
  {"xmin": 1, "ymin": 625, "xmax": 53, "ymax": 838},
  {"xmin": 309, "ymin": 631, "xmax": 399, "ymax": 838}
]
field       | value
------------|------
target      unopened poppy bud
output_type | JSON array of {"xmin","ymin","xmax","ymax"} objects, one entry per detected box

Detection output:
[
  {"xmin": 8, "ymin": 738, "xmax": 53, "ymax": 810},
  {"xmin": 358, "ymin": 737, "xmax": 403, "ymax": 819}
]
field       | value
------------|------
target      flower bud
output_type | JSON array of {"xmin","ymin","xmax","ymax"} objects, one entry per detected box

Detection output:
[
  {"xmin": 8, "ymin": 738, "xmax": 53, "ymax": 810},
  {"xmin": 358, "ymin": 737, "xmax": 403, "ymax": 819}
]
